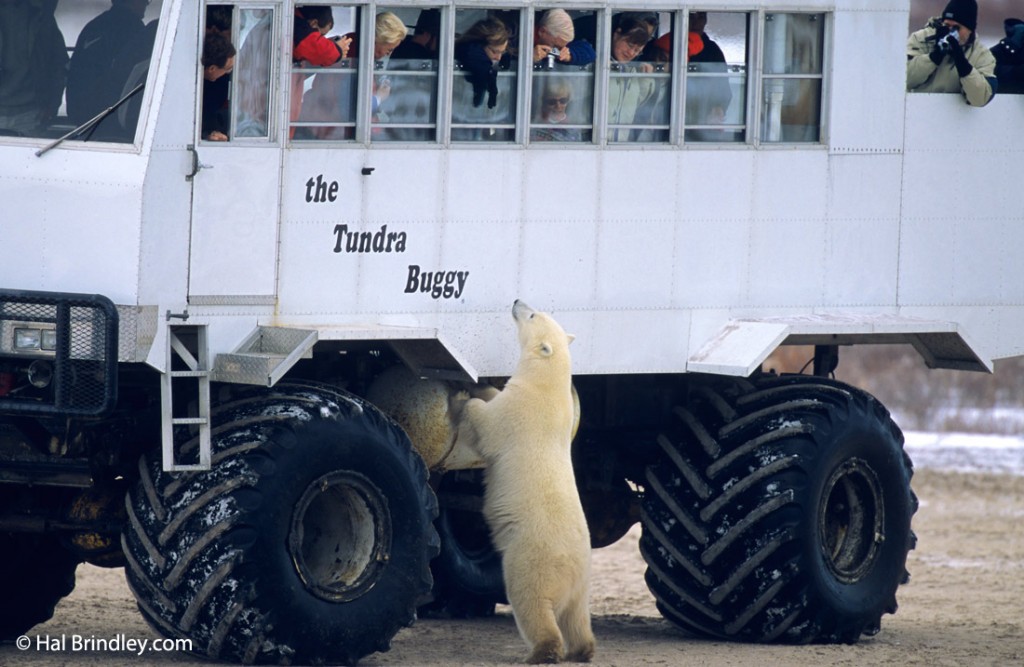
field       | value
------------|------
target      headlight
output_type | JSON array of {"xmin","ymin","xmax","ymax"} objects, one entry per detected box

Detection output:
[
  {"xmin": 14, "ymin": 328, "xmax": 42, "ymax": 350},
  {"xmin": 41, "ymin": 329, "xmax": 57, "ymax": 351}
]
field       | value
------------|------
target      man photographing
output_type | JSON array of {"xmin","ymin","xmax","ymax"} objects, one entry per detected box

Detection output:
[{"xmin": 906, "ymin": 0, "xmax": 996, "ymax": 107}]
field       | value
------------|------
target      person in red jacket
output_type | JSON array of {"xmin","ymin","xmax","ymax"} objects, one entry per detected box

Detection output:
[{"xmin": 290, "ymin": 6, "xmax": 350, "ymax": 135}]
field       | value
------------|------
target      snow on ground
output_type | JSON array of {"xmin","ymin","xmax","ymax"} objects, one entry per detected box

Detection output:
[{"xmin": 904, "ymin": 431, "xmax": 1024, "ymax": 476}]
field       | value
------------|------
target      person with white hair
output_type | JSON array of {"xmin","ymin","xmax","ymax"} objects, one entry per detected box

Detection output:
[{"xmin": 532, "ymin": 9, "xmax": 595, "ymax": 66}]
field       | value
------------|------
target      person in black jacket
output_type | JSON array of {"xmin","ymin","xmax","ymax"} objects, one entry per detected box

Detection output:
[
  {"xmin": 201, "ymin": 32, "xmax": 236, "ymax": 141},
  {"xmin": 454, "ymin": 17, "xmax": 510, "ymax": 109},
  {"xmin": 392, "ymin": 9, "xmax": 440, "ymax": 60},
  {"xmin": 66, "ymin": 0, "xmax": 149, "ymax": 125},
  {"xmin": 991, "ymin": 18, "xmax": 1024, "ymax": 94},
  {"xmin": 0, "ymin": 0, "xmax": 68, "ymax": 137}
]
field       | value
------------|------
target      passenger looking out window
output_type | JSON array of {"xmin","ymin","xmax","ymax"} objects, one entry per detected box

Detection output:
[
  {"xmin": 607, "ymin": 14, "xmax": 666, "ymax": 142},
  {"xmin": 290, "ymin": 5, "xmax": 348, "ymax": 137},
  {"xmin": 392, "ymin": 8, "xmax": 440, "ymax": 60},
  {"xmin": 201, "ymin": 32, "xmax": 236, "ymax": 141},
  {"xmin": 906, "ymin": 0, "xmax": 996, "ymax": 107},
  {"xmin": 347, "ymin": 11, "xmax": 410, "ymax": 120},
  {"xmin": 685, "ymin": 11, "xmax": 735, "ymax": 142},
  {"xmin": 455, "ymin": 17, "xmax": 510, "ymax": 110},
  {"xmin": 991, "ymin": 18, "xmax": 1024, "ymax": 94},
  {"xmin": 0, "ymin": 0, "xmax": 67, "ymax": 138},
  {"xmin": 370, "ymin": 7, "xmax": 441, "ymax": 141},
  {"xmin": 533, "ymin": 9, "xmax": 594, "ymax": 67},
  {"xmin": 530, "ymin": 78, "xmax": 582, "ymax": 142},
  {"xmin": 452, "ymin": 8, "xmax": 518, "ymax": 142},
  {"xmin": 67, "ymin": 0, "xmax": 155, "ymax": 140}
]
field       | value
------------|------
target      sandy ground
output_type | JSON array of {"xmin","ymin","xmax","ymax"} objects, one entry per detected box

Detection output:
[{"xmin": 2, "ymin": 468, "xmax": 1022, "ymax": 666}]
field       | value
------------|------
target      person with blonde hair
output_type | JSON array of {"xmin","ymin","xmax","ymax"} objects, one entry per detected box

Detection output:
[
  {"xmin": 373, "ymin": 11, "xmax": 408, "ymax": 59},
  {"xmin": 533, "ymin": 9, "xmax": 595, "ymax": 66},
  {"xmin": 340, "ymin": 11, "xmax": 409, "ymax": 118}
]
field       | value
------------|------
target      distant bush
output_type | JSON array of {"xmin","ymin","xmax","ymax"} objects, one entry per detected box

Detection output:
[{"xmin": 765, "ymin": 345, "xmax": 1024, "ymax": 435}]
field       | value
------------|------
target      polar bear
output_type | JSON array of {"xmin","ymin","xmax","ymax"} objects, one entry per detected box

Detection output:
[{"xmin": 453, "ymin": 300, "xmax": 594, "ymax": 664}]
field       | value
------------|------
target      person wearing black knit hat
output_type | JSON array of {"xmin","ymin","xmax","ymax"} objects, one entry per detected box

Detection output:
[{"xmin": 906, "ymin": 0, "xmax": 997, "ymax": 107}]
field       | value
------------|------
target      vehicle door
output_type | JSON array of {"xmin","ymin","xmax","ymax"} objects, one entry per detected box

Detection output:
[{"xmin": 189, "ymin": 2, "xmax": 283, "ymax": 304}]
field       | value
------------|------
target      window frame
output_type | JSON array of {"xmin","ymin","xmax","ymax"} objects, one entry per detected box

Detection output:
[
  {"xmin": 753, "ymin": 10, "xmax": 830, "ymax": 147},
  {"xmin": 272, "ymin": 4, "xmax": 831, "ymax": 149}
]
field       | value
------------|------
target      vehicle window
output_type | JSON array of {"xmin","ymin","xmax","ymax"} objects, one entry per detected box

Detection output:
[
  {"xmin": 291, "ymin": 5, "xmax": 360, "ymax": 141},
  {"xmin": 0, "ymin": 0, "xmax": 162, "ymax": 143},
  {"xmin": 372, "ymin": 6, "xmax": 440, "ymax": 142},
  {"xmin": 529, "ymin": 9, "xmax": 595, "ymax": 144},
  {"xmin": 684, "ymin": 11, "xmax": 748, "ymax": 143},
  {"xmin": 607, "ymin": 11, "xmax": 670, "ymax": 143},
  {"xmin": 233, "ymin": 7, "xmax": 275, "ymax": 139},
  {"xmin": 452, "ymin": 8, "xmax": 519, "ymax": 143},
  {"xmin": 760, "ymin": 13, "xmax": 824, "ymax": 143}
]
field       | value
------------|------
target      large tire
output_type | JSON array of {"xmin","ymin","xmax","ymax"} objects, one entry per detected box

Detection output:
[
  {"xmin": 123, "ymin": 383, "xmax": 439, "ymax": 665},
  {"xmin": 421, "ymin": 470, "xmax": 506, "ymax": 618},
  {"xmin": 0, "ymin": 533, "xmax": 79, "ymax": 639},
  {"xmin": 641, "ymin": 375, "xmax": 917, "ymax": 643}
]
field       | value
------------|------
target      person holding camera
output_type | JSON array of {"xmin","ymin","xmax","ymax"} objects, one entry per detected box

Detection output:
[
  {"xmin": 532, "ymin": 9, "xmax": 595, "ymax": 67},
  {"xmin": 906, "ymin": 0, "xmax": 996, "ymax": 107}
]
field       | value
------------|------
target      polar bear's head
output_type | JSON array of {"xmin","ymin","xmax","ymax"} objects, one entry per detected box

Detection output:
[{"xmin": 512, "ymin": 300, "xmax": 575, "ymax": 363}]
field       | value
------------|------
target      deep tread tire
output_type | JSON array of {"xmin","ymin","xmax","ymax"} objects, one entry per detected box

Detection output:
[
  {"xmin": 421, "ymin": 471, "xmax": 506, "ymax": 618},
  {"xmin": 0, "ymin": 533, "xmax": 79, "ymax": 639},
  {"xmin": 123, "ymin": 382, "xmax": 439, "ymax": 665},
  {"xmin": 641, "ymin": 375, "xmax": 917, "ymax": 643}
]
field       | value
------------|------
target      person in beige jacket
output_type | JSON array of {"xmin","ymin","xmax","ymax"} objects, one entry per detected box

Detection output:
[{"xmin": 907, "ymin": 0, "xmax": 996, "ymax": 107}]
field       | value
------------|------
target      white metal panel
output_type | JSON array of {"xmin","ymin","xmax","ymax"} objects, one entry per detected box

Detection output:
[
  {"xmin": 676, "ymin": 151, "xmax": 756, "ymax": 221},
  {"xmin": 675, "ymin": 215, "xmax": 750, "ymax": 308},
  {"xmin": 597, "ymin": 149, "xmax": 678, "ymax": 220},
  {"xmin": 522, "ymin": 149, "xmax": 600, "ymax": 222},
  {"xmin": 901, "ymin": 96, "xmax": 1024, "ymax": 314},
  {"xmin": 360, "ymin": 150, "xmax": 446, "ymax": 222},
  {"xmin": 823, "ymin": 154, "xmax": 901, "ymax": 306},
  {"xmin": 439, "ymin": 220, "xmax": 522, "ymax": 310},
  {"xmin": 189, "ymin": 145, "xmax": 281, "ymax": 298},
  {"xmin": 688, "ymin": 320, "xmax": 790, "ymax": 376},
  {"xmin": 281, "ymin": 148, "xmax": 366, "ymax": 221},
  {"xmin": 446, "ymin": 150, "xmax": 525, "ymax": 223},
  {"xmin": 2, "ymin": 148, "xmax": 145, "ymax": 303},
  {"xmin": 828, "ymin": 8, "xmax": 906, "ymax": 152},
  {"xmin": 582, "ymin": 309, "xmax": 692, "ymax": 375},
  {"xmin": 674, "ymin": 151, "xmax": 754, "ymax": 308},
  {"xmin": 518, "ymin": 218, "xmax": 598, "ymax": 308},
  {"xmin": 595, "ymin": 218, "xmax": 676, "ymax": 309},
  {"xmin": 747, "ymin": 151, "xmax": 830, "ymax": 306}
]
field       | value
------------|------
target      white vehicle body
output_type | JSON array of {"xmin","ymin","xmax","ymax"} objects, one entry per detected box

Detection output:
[
  {"xmin": 0, "ymin": 1, "xmax": 1018, "ymax": 660},
  {"xmin": 3, "ymin": 0, "xmax": 1020, "ymax": 387}
]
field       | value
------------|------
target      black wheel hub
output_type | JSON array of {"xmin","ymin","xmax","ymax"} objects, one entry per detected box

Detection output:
[{"xmin": 289, "ymin": 471, "xmax": 392, "ymax": 602}]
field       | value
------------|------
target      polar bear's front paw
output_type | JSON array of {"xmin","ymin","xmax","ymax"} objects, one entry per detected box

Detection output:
[{"xmin": 448, "ymin": 389, "xmax": 472, "ymax": 416}]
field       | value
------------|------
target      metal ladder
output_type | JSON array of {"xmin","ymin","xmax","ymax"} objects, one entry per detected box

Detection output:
[{"xmin": 161, "ymin": 325, "xmax": 212, "ymax": 471}]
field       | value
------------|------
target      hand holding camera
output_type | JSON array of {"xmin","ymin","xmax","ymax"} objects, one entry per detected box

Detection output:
[{"xmin": 938, "ymin": 26, "xmax": 960, "ymax": 53}]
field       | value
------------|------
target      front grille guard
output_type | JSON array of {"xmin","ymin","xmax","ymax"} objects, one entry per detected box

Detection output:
[{"xmin": 0, "ymin": 289, "xmax": 118, "ymax": 417}]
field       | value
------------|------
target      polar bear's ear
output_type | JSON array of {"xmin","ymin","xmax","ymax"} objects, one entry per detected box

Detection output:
[
  {"xmin": 566, "ymin": 333, "xmax": 576, "ymax": 346},
  {"xmin": 539, "ymin": 342, "xmax": 554, "ymax": 357}
]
